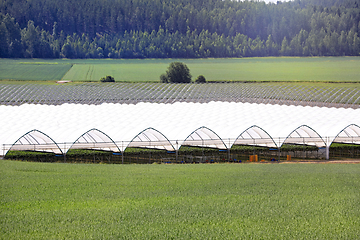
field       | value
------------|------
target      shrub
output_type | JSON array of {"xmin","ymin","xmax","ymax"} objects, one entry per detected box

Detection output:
[
  {"xmin": 100, "ymin": 75, "xmax": 115, "ymax": 82},
  {"xmin": 160, "ymin": 73, "xmax": 168, "ymax": 83},
  {"xmin": 195, "ymin": 75, "xmax": 206, "ymax": 83}
]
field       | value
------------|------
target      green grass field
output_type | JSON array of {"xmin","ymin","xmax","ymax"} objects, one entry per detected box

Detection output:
[
  {"xmin": 51, "ymin": 57, "xmax": 360, "ymax": 82},
  {"xmin": 1, "ymin": 57, "xmax": 359, "ymax": 82},
  {"xmin": 0, "ymin": 59, "xmax": 72, "ymax": 81},
  {"xmin": 1, "ymin": 160, "xmax": 359, "ymax": 239}
]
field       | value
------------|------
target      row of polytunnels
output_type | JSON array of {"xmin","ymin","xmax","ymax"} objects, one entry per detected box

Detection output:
[{"xmin": 3, "ymin": 124, "xmax": 360, "ymax": 162}]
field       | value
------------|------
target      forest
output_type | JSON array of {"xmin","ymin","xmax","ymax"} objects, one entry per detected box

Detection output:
[{"xmin": 0, "ymin": 0, "xmax": 359, "ymax": 58}]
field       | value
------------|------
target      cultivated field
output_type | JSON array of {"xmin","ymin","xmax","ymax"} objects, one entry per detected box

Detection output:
[
  {"xmin": 1, "ymin": 81, "xmax": 359, "ymax": 106},
  {"xmin": 1, "ymin": 57, "xmax": 359, "ymax": 239},
  {"xmin": 1, "ymin": 57, "xmax": 359, "ymax": 107},
  {"xmin": 1, "ymin": 160, "xmax": 359, "ymax": 239},
  {"xmin": 0, "ymin": 59, "xmax": 72, "ymax": 81},
  {"xmin": 0, "ymin": 57, "xmax": 359, "ymax": 82}
]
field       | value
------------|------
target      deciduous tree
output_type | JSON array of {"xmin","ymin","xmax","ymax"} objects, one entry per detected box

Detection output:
[{"xmin": 161, "ymin": 62, "xmax": 192, "ymax": 83}]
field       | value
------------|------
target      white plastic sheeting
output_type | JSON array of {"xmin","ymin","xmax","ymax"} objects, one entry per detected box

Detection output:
[
  {"xmin": 9, "ymin": 130, "xmax": 63, "ymax": 154},
  {"xmin": 233, "ymin": 125, "xmax": 277, "ymax": 148},
  {"xmin": 182, "ymin": 127, "xmax": 227, "ymax": 149},
  {"xmin": 127, "ymin": 128, "xmax": 175, "ymax": 151},
  {"xmin": 283, "ymin": 125, "xmax": 326, "ymax": 148},
  {"xmin": 70, "ymin": 128, "xmax": 121, "ymax": 152},
  {"xmin": 1, "ymin": 102, "xmax": 360, "ymax": 156},
  {"xmin": 332, "ymin": 124, "xmax": 360, "ymax": 145}
]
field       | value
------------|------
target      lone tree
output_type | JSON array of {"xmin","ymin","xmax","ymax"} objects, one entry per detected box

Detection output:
[
  {"xmin": 195, "ymin": 75, "xmax": 206, "ymax": 83},
  {"xmin": 100, "ymin": 75, "xmax": 115, "ymax": 82},
  {"xmin": 160, "ymin": 62, "xmax": 192, "ymax": 83}
]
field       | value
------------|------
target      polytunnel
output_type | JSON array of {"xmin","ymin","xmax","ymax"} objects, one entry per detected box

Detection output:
[
  {"xmin": 181, "ymin": 126, "xmax": 227, "ymax": 149},
  {"xmin": 126, "ymin": 127, "xmax": 176, "ymax": 152},
  {"xmin": 68, "ymin": 128, "xmax": 121, "ymax": 153},
  {"xmin": 282, "ymin": 125, "xmax": 326, "ymax": 148},
  {"xmin": 1, "ymin": 101, "xmax": 360, "ymax": 161},
  {"xmin": 7, "ymin": 129, "xmax": 63, "ymax": 155},
  {"xmin": 332, "ymin": 124, "xmax": 360, "ymax": 145},
  {"xmin": 232, "ymin": 125, "xmax": 278, "ymax": 148}
]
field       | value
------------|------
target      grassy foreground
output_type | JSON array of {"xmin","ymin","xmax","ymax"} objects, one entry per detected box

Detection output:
[{"xmin": 1, "ymin": 161, "xmax": 360, "ymax": 239}]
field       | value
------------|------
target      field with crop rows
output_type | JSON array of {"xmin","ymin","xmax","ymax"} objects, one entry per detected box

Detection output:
[
  {"xmin": 1, "ymin": 160, "xmax": 359, "ymax": 239},
  {"xmin": 1, "ymin": 81, "xmax": 359, "ymax": 107},
  {"xmin": 41, "ymin": 57, "xmax": 360, "ymax": 82},
  {"xmin": 0, "ymin": 59, "xmax": 72, "ymax": 81},
  {"xmin": 1, "ymin": 57, "xmax": 359, "ymax": 82}
]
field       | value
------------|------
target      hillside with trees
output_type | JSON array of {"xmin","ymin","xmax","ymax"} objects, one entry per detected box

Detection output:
[{"xmin": 0, "ymin": 0, "xmax": 359, "ymax": 58}]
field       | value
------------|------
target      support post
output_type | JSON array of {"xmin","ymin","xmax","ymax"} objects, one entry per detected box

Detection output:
[
  {"xmin": 176, "ymin": 141, "xmax": 178, "ymax": 163},
  {"xmin": 122, "ymin": 141, "xmax": 124, "ymax": 164},
  {"xmin": 64, "ymin": 143, "xmax": 66, "ymax": 163},
  {"xmin": 326, "ymin": 146, "xmax": 330, "ymax": 160},
  {"xmin": 278, "ymin": 137, "xmax": 281, "ymax": 161},
  {"xmin": 202, "ymin": 139, "xmax": 204, "ymax": 162},
  {"xmin": 303, "ymin": 137, "xmax": 305, "ymax": 160},
  {"xmin": 326, "ymin": 136, "xmax": 330, "ymax": 160},
  {"xmin": 93, "ymin": 143, "xmax": 96, "ymax": 163},
  {"xmin": 228, "ymin": 138, "xmax": 231, "ymax": 162}
]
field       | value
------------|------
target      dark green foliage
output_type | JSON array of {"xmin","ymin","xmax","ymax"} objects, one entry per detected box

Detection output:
[
  {"xmin": 100, "ymin": 75, "xmax": 115, "ymax": 82},
  {"xmin": 0, "ymin": 22, "xmax": 8, "ymax": 57},
  {"xmin": 195, "ymin": 75, "xmax": 206, "ymax": 83},
  {"xmin": 329, "ymin": 143, "xmax": 360, "ymax": 158},
  {"xmin": 5, "ymin": 150, "xmax": 55, "ymax": 159},
  {"xmin": 4, "ymin": 150, "xmax": 56, "ymax": 163},
  {"xmin": 161, "ymin": 62, "xmax": 192, "ymax": 83},
  {"xmin": 66, "ymin": 149, "xmax": 113, "ymax": 156},
  {"xmin": 330, "ymin": 143, "xmax": 360, "ymax": 149},
  {"xmin": 160, "ymin": 73, "xmax": 168, "ymax": 83},
  {"xmin": 280, "ymin": 144, "xmax": 318, "ymax": 151},
  {"xmin": 0, "ymin": 0, "xmax": 360, "ymax": 58}
]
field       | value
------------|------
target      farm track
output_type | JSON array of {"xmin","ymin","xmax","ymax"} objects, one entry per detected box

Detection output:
[{"xmin": 0, "ymin": 82, "xmax": 359, "ymax": 108}]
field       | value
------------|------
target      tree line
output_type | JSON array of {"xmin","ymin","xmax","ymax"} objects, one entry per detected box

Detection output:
[{"xmin": 0, "ymin": 0, "xmax": 359, "ymax": 58}]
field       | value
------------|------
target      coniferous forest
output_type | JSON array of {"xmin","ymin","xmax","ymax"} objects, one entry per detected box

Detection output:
[{"xmin": 0, "ymin": 0, "xmax": 359, "ymax": 59}]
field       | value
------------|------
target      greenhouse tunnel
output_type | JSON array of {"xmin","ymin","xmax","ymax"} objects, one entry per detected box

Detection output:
[
  {"xmin": 181, "ymin": 126, "xmax": 228, "ymax": 150},
  {"xmin": 69, "ymin": 128, "xmax": 121, "ymax": 152},
  {"xmin": 282, "ymin": 125, "xmax": 328, "ymax": 159},
  {"xmin": 232, "ymin": 125, "xmax": 278, "ymax": 148},
  {"xmin": 332, "ymin": 124, "xmax": 360, "ymax": 145},
  {"xmin": 6, "ymin": 129, "xmax": 63, "ymax": 155},
  {"xmin": 282, "ymin": 125, "xmax": 326, "ymax": 148},
  {"xmin": 126, "ymin": 127, "xmax": 176, "ymax": 152}
]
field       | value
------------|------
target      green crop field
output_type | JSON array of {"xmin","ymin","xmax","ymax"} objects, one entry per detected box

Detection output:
[
  {"xmin": 61, "ymin": 57, "xmax": 360, "ymax": 82},
  {"xmin": 1, "ymin": 160, "xmax": 359, "ymax": 239},
  {"xmin": 0, "ymin": 59, "xmax": 72, "ymax": 81},
  {"xmin": 1, "ymin": 57, "xmax": 359, "ymax": 82}
]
